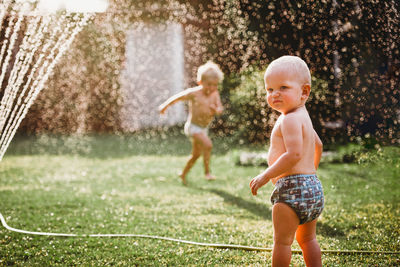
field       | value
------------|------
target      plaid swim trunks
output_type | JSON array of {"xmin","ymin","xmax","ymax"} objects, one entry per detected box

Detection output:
[{"xmin": 270, "ymin": 174, "xmax": 324, "ymax": 225}]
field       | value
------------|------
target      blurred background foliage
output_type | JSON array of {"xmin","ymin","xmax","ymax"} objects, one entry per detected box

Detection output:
[
  {"xmin": 220, "ymin": 69, "xmax": 331, "ymax": 143},
  {"xmin": 17, "ymin": 0, "xmax": 399, "ymax": 146}
]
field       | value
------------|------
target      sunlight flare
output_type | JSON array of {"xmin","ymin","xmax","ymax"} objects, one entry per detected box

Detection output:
[{"xmin": 37, "ymin": 0, "xmax": 109, "ymax": 13}]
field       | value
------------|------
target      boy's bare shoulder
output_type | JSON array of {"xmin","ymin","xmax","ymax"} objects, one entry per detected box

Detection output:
[
  {"xmin": 279, "ymin": 112, "xmax": 305, "ymax": 133},
  {"xmin": 179, "ymin": 86, "xmax": 202, "ymax": 99},
  {"xmin": 281, "ymin": 112, "xmax": 302, "ymax": 124},
  {"xmin": 185, "ymin": 86, "xmax": 202, "ymax": 93}
]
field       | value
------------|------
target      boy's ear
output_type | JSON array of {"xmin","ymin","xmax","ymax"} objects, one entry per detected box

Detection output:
[{"xmin": 301, "ymin": 84, "xmax": 311, "ymax": 100}]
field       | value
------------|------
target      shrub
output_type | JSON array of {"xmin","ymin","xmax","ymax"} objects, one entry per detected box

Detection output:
[
  {"xmin": 217, "ymin": 67, "xmax": 331, "ymax": 144},
  {"xmin": 225, "ymin": 69, "xmax": 274, "ymax": 143}
]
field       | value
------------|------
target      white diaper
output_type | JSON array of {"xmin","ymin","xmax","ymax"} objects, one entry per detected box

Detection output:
[{"xmin": 184, "ymin": 122, "xmax": 208, "ymax": 136}]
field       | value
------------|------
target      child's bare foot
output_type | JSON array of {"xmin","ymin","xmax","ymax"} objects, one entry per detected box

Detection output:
[
  {"xmin": 205, "ymin": 173, "xmax": 216, "ymax": 181},
  {"xmin": 179, "ymin": 173, "xmax": 187, "ymax": 186}
]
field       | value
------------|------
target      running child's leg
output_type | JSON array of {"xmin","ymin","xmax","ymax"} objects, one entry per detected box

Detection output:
[
  {"xmin": 192, "ymin": 133, "xmax": 214, "ymax": 179},
  {"xmin": 179, "ymin": 137, "xmax": 202, "ymax": 185},
  {"xmin": 296, "ymin": 219, "xmax": 322, "ymax": 267}
]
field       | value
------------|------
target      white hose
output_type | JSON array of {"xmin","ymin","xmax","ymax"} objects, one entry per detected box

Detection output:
[{"xmin": 1, "ymin": 212, "xmax": 399, "ymax": 254}]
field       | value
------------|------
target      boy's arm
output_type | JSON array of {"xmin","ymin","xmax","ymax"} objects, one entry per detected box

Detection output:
[
  {"xmin": 159, "ymin": 89, "xmax": 193, "ymax": 114},
  {"xmin": 213, "ymin": 92, "xmax": 224, "ymax": 115},
  {"xmin": 314, "ymin": 130, "xmax": 323, "ymax": 169},
  {"xmin": 250, "ymin": 115, "xmax": 303, "ymax": 195}
]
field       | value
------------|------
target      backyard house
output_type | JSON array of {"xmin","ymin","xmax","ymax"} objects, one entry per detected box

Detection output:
[{"xmin": 120, "ymin": 22, "xmax": 186, "ymax": 131}]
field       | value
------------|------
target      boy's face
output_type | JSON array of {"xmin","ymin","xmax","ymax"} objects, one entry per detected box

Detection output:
[
  {"xmin": 200, "ymin": 75, "xmax": 219, "ymax": 94},
  {"xmin": 264, "ymin": 68, "xmax": 309, "ymax": 114}
]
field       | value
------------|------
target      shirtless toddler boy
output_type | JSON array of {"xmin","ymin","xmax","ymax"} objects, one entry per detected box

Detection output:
[
  {"xmin": 249, "ymin": 56, "xmax": 324, "ymax": 267},
  {"xmin": 159, "ymin": 61, "xmax": 224, "ymax": 185}
]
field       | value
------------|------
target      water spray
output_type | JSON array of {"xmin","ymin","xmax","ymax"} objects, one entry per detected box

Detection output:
[{"xmin": 0, "ymin": 1, "xmax": 93, "ymax": 160}]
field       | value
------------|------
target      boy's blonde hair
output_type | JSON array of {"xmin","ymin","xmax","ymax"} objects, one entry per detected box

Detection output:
[
  {"xmin": 265, "ymin": 55, "xmax": 311, "ymax": 85},
  {"xmin": 197, "ymin": 61, "xmax": 224, "ymax": 83}
]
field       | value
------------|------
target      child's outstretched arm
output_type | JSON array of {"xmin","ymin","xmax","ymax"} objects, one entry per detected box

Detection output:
[
  {"xmin": 158, "ymin": 89, "xmax": 193, "ymax": 114},
  {"xmin": 314, "ymin": 130, "xmax": 323, "ymax": 169},
  {"xmin": 250, "ymin": 115, "xmax": 303, "ymax": 195}
]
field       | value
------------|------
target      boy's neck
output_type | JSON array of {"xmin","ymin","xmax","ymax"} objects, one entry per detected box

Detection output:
[
  {"xmin": 201, "ymin": 86, "xmax": 211, "ymax": 95},
  {"xmin": 282, "ymin": 104, "xmax": 306, "ymax": 115}
]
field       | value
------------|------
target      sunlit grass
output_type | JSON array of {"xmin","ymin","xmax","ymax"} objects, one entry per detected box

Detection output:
[{"xmin": 0, "ymin": 134, "xmax": 399, "ymax": 265}]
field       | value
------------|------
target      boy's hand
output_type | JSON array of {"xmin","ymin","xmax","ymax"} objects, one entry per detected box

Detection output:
[
  {"xmin": 209, "ymin": 104, "xmax": 223, "ymax": 116},
  {"xmin": 249, "ymin": 174, "xmax": 269, "ymax": 196},
  {"xmin": 209, "ymin": 104, "xmax": 217, "ymax": 114}
]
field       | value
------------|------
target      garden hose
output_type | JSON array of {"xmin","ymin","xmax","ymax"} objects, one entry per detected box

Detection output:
[{"xmin": 1, "ymin": 212, "xmax": 399, "ymax": 255}]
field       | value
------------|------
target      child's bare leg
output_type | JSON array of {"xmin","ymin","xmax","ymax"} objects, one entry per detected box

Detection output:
[
  {"xmin": 272, "ymin": 203, "xmax": 299, "ymax": 267},
  {"xmin": 296, "ymin": 219, "xmax": 322, "ymax": 267},
  {"xmin": 179, "ymin": 138, "xmax": 202, "ymax": 185},
  {"xmin": 193, "ymin": 133, "xmax": 214, "ymax": 179}
]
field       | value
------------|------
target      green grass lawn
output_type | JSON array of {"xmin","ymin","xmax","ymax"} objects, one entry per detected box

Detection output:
[{"xmin": 0, "ymin": 134, "xmax": 399, "ymax": 266}]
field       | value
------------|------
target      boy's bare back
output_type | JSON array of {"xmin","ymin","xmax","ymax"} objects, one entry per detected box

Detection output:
[
  {"xmin": 268, "ymin": 106, "xmax": 317, "ymax": 184},
  {"xmin": 250, "ymin": 56, "xmax": 324, "ymax": 266},
  {"xmin": 249, "ymin": 55, "xmax": 323, "ymax": 194}
]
